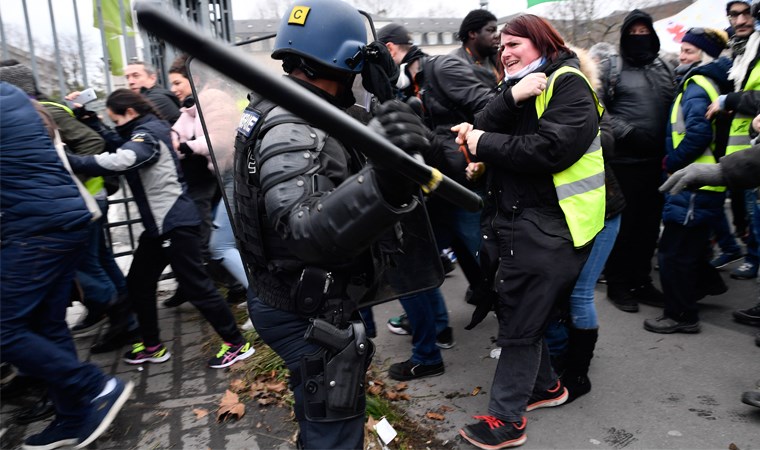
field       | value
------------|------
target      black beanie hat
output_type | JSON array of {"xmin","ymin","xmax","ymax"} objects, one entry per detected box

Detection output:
[
  {"xmin": 0, "ymin": 60, "xmax": 39, "ymax": 96},
  {"xmin": 458, "ymin": 9, "xmax": 498, "ymax": 42},
  {"xmin": 378, "ymin": 23, "xmax": 413, "ymax": 45},
  {"xmin": 681, "ymin": 28, "xmax": 728, "ymax": 59}
]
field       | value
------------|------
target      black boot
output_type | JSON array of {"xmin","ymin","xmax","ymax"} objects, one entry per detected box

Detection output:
[
  {"xmin": 561, "ymin": 327, "xmax": 598, "ymax": 404},
  {"xmin": 15, "ymin": 394, "xmax": 55, "ymax": 425}
]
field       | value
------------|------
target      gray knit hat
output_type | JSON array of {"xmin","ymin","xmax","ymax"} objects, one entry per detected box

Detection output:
[{"xmin": 0, "ymin": 60, "xmax": 39, "ymax": 96}]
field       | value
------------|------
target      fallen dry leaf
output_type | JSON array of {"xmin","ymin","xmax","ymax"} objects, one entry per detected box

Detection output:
[
  {"xmin": 265, "ymin": 381, "xmax": 288, "ymax": 393},
  {"xmin": 257, "ymin": 396, "xmax": 277, "ymax": 406},
  {"xmin": 372, "ymin": 379, "xmax": 385, "ymax": 387},
  {"xmin": 425, "ymin": 412, "xmax": 445, "ymax": 421},
  {"xmin": 368, "ymin": 385, "xmax": 383, "ymax": 396},
  {"xmin": 230, "ymin": 378, "xmax": 247, "ymax": 393},
  {"xmin": 385, "ymin": 391, "xmax": 398, "ymax": 401},
  {"xmin": 471, "ymin": 386, "xmax": 481, "ymax": 396},
  {"xmin": 394, "ymin": 382, "xmax": 408, "ymax": 391},
  {"xmin": 193, "ymin": 408, "xmax": 209, "ymax": 420},
  {"xmin": 217, "ymin": 389, "xmax": 245, "ymax": 422},
  {"xmin": 440, "ymin": 405, "xmax": 454, "ymax": 412},
  {"xmin": 397, "ymin": 393, "xmax": 410, "ymax": 401},
  {"xmin": 365, "ymin": 415, "xmax": 380, "ymax": 434}
]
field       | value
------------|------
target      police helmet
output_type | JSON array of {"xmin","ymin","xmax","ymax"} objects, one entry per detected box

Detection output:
[{"xmin": 272, "ymin": 0, "xmax": 368, "ymax": 74}]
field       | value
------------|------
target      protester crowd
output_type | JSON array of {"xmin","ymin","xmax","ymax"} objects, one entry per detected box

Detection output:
[{"xmin": 1, "ymin": 0, "xmax": 760, "ymax": 449}]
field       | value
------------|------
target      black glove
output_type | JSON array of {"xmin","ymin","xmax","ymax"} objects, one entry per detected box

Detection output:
[
  {"xmin": 369, "ymin": 100, "xmax": 431, "ymax": 205},
  {"xmin": 361, "ymin": 41, "xmax": 399, "ymax": 103},
  {"xmin": 464, "ymin": 284, "xmax": 497, "ymax": 330},
  {"xmin": 178, "ymin": 142, "xmax": 193, "ymax": 155}
]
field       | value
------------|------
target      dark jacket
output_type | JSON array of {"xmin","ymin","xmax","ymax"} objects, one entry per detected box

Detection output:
[
  {"xmin": 474, "ymin": 51, "xmax": 600, "ymax": 227},
  {"xmin": 721, "ymin": 144, "xmax": 760, "ymax": 189},
  {"xmin": 141, "ymin": 85, "xmax": 181, "ymax": 124},
  {"xmin": 449, "ymin": 46, "xmax": 500, "ymax": 90},
  {"xmin": 0, "ymin": 82, "xmax": 91, "ymax": 240},
  {"xmin": 68, "ymin": 113, "xmax": 200, "ymax": 237},
  {"xmin": 416, "ymin": 54, "xmax": 496, "ymax": 186},
  {"xmin": 662, "ymin": 58, "xmax": 733, "ymax": 226},
  {"xmin": 600, "ymin": 10, "xmax": 675, "ymax": 164}
]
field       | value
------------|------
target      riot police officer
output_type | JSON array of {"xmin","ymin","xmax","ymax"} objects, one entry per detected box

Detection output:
[{"xmin": 233, "ymin": 0, "xmax": 432, "ymax": 448}]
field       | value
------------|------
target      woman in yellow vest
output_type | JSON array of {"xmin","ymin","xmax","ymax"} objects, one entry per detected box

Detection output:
[
  {"xmin": 644, "ymin": 28, "xmax": 732, "ymax": 335},
  {"xmin": 453, "ymin": 14, "xmax": 604, "ymax": 449}
]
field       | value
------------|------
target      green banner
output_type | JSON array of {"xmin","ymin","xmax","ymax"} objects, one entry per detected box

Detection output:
[
  {"xmin": 94, "ymin": 0, "xmax": 134, "ymax": 76},
  {"xmin": 527, "ymin": 0, "xmax": 564, "ymax": 7}
]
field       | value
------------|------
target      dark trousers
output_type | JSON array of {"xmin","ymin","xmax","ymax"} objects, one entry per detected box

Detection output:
[
  {"xmin": 489, "ymin": 339, "xmax": 556, "ymax": 422},
  {"xmin": 185, "ymin": 177, "xmax": 220, "ymax": 261},
  {"xmin": 659, "ymin": 222, "xmax": 725, "ymax": 323},
  {"xmin": 0, "ymin": 229, "xmax": 106, "ymax": 423},
  {"xmin": 249, "ymin": 296, "xmax": 365, "ymax": 450},
  {"xmin": 605, "ymin": 162, "xmax": 664, "ymax": 291},
  {"xmin": 128, "ymin": 226, "xmax": 242, "ymax": 347}
]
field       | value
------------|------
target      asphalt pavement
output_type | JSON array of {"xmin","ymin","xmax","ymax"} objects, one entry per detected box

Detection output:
[{"xmin": 1, "ymin": 259, "xmax": 759, "ymax": 449}]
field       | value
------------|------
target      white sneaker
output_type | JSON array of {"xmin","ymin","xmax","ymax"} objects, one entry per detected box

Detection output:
[{"xmin": 241, "ymin": 318, "xmax": 254, "ymax": 331}]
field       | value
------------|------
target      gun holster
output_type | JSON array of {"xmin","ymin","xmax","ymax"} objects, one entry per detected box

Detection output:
[{"xmin": 299, "ymin": 319, "xmax": 374, "ymax": 422}]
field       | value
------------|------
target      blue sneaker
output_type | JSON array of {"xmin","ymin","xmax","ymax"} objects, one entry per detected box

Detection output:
[
  {"xmin": 22, "ymin": 419, "xmax": 79, "ymax": 450},
  {"xmin": 730, "ymin": 262, "xmax": 758, "ymax": 280},
  {"xmin": 710, "ymin": 251, "xmax": 744, "ymax": 269},
  {"xmin": 75, "ymin": 377, "xmax": 134, "ymax": 449}
]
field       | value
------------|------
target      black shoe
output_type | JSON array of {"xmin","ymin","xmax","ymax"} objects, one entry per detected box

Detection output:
[
  {"xmin": 643, "ymin": 316, "xmax": 700, "ymax": 334},
  {"xmin": 562, "ymin": 373, "xmax": 591, "ymax": 404},
  {"xmin": 163, "ymin": 292, "xmax": 186, "ymax": 308},
  {"xmin": 436, "ymin": 327, "xmax": 456, "ymax": 349},
  {"xmin": 441, "ymin": 255, "xmax": 456, "ymax": 275},
  {"xmin": 91, "ymin": 328, "xmax": 140, "ymax": 354},
  {"xmin": 15, "ymin": 395, "xmax": 55, "ymax": 425},
  {"xmin": 459, "ymin": 415, "xmax": 527, "ymax": 449},
  {"xmin": 388, "ymin": 359, "xmax": 444, "ymax": 381},
  {"xmin": 733, "ymin": 304, "xmax": 760, "ymax": 326},
  {"xmin": 741, "ymin": 391, "xmax": 760, "ymax": 408},
  {"xmin": 22, "ymin": 419, "xmax": 80, "ymax": 450},
  {"xmin": 70, "ymin": 311, "xmax": 108, "ymax": 336},
  {"xmin": 526, "ymin": 380, "xmax": 568, "ymax": 411},
  {"xmin": 607, "ymin": 289, "xmax": 639, "ymax": 313},
  {"xmin": 631, "ymin": 283, "xmax": 665, "ymax": 307}
]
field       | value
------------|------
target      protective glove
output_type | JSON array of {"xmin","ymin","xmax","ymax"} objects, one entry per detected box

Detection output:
[
  {"xmin": 361, "ymin": 41, "xmax": 399, "ymax": 103},
  {"xmin": 368, "ymin": 100, "xmax": 431, "ymax": 205},
  {"xmin": 659, "ymin": 163, "xmax": 725, "ymax": 195},
  {"xmin": 464, "ymin": 284, "xmax": 497, "ymax": 330}
]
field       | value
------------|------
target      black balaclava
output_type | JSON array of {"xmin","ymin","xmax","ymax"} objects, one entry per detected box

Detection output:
[{"xmin": 620, "ymin": 9, "xmax": 660, "ymax": 67}]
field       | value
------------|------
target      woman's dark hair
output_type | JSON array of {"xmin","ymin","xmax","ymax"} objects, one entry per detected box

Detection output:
[
  {"xmin": 501, "ymin": 14, "xmax": 570, "ymax": 62},
  {"xmin": 106, "ymin": 88, "xmax": 162, "ymax": 119},
  {"xmin": 168, "ymin": 54, "xmax": 189, "ymax": 79}
]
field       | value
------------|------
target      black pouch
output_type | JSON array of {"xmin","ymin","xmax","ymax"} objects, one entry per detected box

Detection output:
[{"xmin": 293, "ymin": 267, "xmax": 333, "ymax": 316}]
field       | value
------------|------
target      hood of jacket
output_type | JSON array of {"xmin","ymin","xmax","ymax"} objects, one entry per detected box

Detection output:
[{"xmin": 620, "ymin": 9, "xmax": 661, "ymax": 65}]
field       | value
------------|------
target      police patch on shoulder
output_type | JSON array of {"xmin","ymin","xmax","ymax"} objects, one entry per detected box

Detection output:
[
  {"xmin": 238, "ymin": 109, "xmax": 261, "ymax": 137},
  {"xmin": 287, "ymin": 6, "xmax": 310, "ymax": 25},
  {"xmin": 131, "ymin": 132, "xmax": 146, "ymax": 143}
]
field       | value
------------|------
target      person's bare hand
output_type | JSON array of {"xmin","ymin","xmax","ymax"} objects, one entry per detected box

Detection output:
[
  {"xmin": 511, "ymin": 72, "xmax": 548, "ymax": 103},
  {"xmin": 705, "ymin": 99, "xmax": 722, "ymax": 119},
  {"xmin": 466, "ymin": 162, "xmax": 485, "ymax": 181},
  {"xmin": 452, "ymin": 122, "xmax": 474, "ymax": 145}
]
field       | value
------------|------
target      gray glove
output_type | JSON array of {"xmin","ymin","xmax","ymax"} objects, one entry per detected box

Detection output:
[{"xmin": 659, "ymin": 163, "xmax": 725, "ymax": 195}]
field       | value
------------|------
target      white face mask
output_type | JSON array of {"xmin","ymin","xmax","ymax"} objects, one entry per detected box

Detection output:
[
  {"xmin": 396, "ymin": 63, "xmax": 411, "ymax": 90},
  {"xmin": 503, "ymin": 56, "xmax": 546, "ymax": 81}
]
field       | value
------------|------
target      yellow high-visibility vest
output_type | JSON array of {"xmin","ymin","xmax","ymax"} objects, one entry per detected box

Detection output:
[
  {"xmin": 670, "ymin": 74, "xmax": 725, "ymax": 192},
  {"xmin": 726, "ymin": 61, "xmax": 760, "ymax": 156},
  {"xmin": 535, "ymin": 66, "xmax": 605, "ymax": 248},
  {"xmin": 39, "ymin": 100, "xmax": 105, "ymax": 195}
]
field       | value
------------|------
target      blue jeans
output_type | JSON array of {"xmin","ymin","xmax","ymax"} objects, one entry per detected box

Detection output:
[
  {"xmin": 77, "ymin": 202, "xmax": 117, "ymax": 311},
  {"xmin": 711, "ymin": 207, "xmax": 741, "ymax": 255},
  {"xmin": 209, "ymin": 202, "xmax": 248, "ymax": 288},
  {"xmin": 545, "ymin": 215, "xmax": 621, "ymax": 354},
  {"xmin": 398, "ymin": 287, "xmax": 446, "ymax": 365},
  {"xmin": 0, "ymin": 229, "xmax": 106, "ymax": 423},
  {"xmin": 745, "ymin": 188, "xmax": 760, "ymax": 266},
  {"xmin": 249, "ymin": 296, "xmax": 365, "ymax": 450}
]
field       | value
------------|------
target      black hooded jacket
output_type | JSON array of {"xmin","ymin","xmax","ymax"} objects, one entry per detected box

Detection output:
[{"xmin": 599, "ymin": 9, "xmax": 675, "ymax": 164}]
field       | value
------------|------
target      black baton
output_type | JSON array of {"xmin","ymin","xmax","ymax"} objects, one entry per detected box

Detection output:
[{"xmin": 134, "ymin": 2, "xmax": 483, "ymax": 212}]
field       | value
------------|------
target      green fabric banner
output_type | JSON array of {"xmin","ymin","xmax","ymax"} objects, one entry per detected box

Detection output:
[
  {"xmin": 93, "ymin": 0, "xmax": 134, "ymax": 76},
  {"xmin": 527, "ymin": 0, "xmax": 564, "ymax": 7}
]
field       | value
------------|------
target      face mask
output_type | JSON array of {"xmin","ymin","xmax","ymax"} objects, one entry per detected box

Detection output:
[
  {"xmin": 503, "ymin": 56, "xmax": 546, "ymax": 81},
  {"xmin": 396, "ymin": 63, "xmax": 411, "ymax": 90}
]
